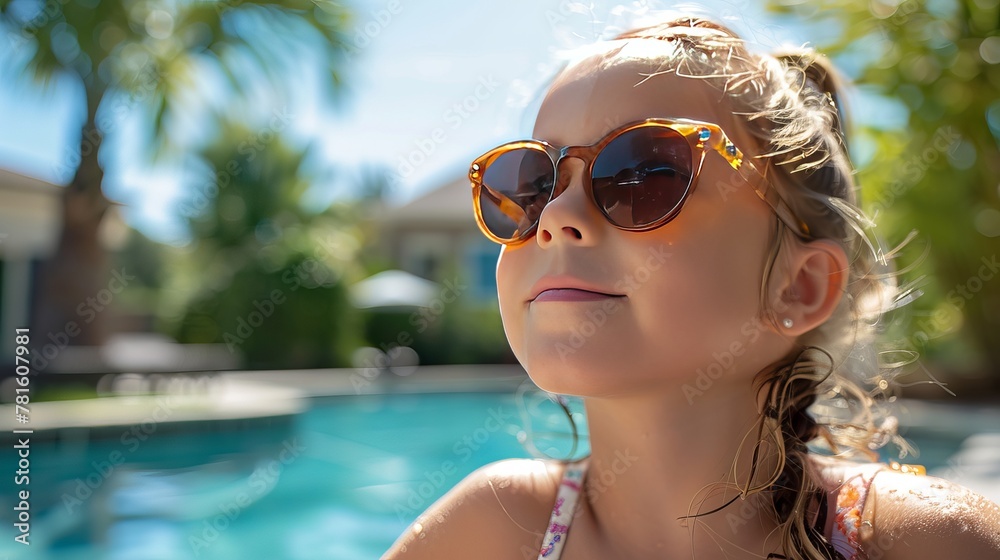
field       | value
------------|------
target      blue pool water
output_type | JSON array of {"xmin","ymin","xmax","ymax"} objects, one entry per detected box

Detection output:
[
  {"xmin": 0, "ymin": 391, "xmax": 587, "ymax": 560},
  {"xmin": 0, "ymin": 391, "xmax": 979, "ymax": 560}
]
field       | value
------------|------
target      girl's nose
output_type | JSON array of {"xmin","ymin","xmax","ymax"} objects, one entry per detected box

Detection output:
[{"xmin": 536, "ymin": 157, "xmax": 603, "ymax": 247}]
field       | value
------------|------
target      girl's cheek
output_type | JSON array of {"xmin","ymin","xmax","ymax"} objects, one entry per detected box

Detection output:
[{"xmin": 496, "ymin": 245, "xmax": 534, "ymax": 299}]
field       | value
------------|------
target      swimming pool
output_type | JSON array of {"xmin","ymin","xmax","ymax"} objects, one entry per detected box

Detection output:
[
  {"xmin": 0, "ymin": 391, "xmax": 989, "ymax": 559},
  {"xmin": 0, "ymin": 390, "xmax": 587, "ymax": 560}
]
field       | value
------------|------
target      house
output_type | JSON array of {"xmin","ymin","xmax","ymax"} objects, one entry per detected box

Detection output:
[
  {"xmin": 0, "ymin": 168, "xmax": 64, "ymax": 351},
  {"xmin": 0, "ymin": 167, "xmax": 245, "ymax": 377},
  {"xmin": 369, "ymin": 172, "xmax": 500, "ymax": 304},
  {"xmin": 0, "ymin": 167, "xmax": 133, "ymax": 332}
]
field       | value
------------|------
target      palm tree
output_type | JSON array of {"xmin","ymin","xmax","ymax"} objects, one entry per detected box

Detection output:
[{"xmin": 0, "ymin": 0, "xmax": 350, "ymax": 354}]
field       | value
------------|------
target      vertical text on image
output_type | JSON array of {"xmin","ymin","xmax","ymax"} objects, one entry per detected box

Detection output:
[{"xmin": 13, "ymin": 328, "xmax": 33, "ymax": 546}]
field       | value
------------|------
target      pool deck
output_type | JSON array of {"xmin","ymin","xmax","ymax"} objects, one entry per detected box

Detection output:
[
  {"xmin": 1, "ymin": 375, "xmax": 307, "ymax": 432},
  {"xmin": 0, "ymin": 365, "xmax": 529, "ymax": 433},
  {"xmin": 224, "ymin": 364, "xmax": 530, "ymax": 396}
]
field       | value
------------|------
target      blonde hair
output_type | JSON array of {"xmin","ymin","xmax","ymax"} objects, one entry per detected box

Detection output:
[{"xmin": 529, "ymin": 15, "xmax": 915, "ymax": 560}]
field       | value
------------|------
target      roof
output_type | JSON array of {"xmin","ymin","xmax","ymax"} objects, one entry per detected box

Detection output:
[
  {"xmin": 0, "ymin": 168, "xmax": 62, "ymax": 257},
  {"xmin": 0, "ymin": 167, "xmax": 128, "ymax": 257},
  {"xmin": 379, "ymin": 174, "xmax": 474, "ymax": 227}
]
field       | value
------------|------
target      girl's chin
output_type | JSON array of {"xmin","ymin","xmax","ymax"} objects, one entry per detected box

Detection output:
[{"xmin": 523, "ymin": 356, "xmax": 625, "ymax": 395}]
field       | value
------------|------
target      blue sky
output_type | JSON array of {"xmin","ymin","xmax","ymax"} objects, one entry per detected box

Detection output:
[{"xmin": 0, "ymin": 0, "xmax": 906, "ymax": 245}]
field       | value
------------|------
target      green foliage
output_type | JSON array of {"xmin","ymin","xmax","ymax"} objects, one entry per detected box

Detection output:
[
  {"xmin": 769, "ymin": 0, "xmax": 1000, "ymax": 384},
  {"xmin": 167, "ymin": 118, "xmax": 366, "ymax": 369},
  {"xmin": 433, "ymin": 302, "xmax": 514, "ymax": 365},
  {"xmin": 113, "ymin": 227, "xmax": 165, "ymax": 289},
  {"xmin": 174, "ymin": 256, "xmax": 361, "ymax": 369}
]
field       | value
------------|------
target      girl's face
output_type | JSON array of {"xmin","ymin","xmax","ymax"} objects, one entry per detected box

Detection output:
[{"xmin": 496, "ymin": 54, "xmax": 789, "ymax": 398}]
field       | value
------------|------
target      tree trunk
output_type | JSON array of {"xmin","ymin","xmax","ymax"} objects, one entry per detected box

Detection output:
[{"xmin": 32, "ymin": 90, "xmax": 112, "ymax": 362}]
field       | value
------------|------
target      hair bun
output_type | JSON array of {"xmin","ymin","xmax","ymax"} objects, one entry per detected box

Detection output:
[{"xmin": 772, "ymin": 48, "xmax": 849, "ymax": 146}]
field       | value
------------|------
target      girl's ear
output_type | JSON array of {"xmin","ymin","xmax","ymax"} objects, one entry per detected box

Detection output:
[{"xmin": 771, "ymin": 239, "xmax": 849, "ymax": 336}]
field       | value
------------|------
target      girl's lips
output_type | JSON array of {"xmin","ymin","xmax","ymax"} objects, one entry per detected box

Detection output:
[
  {"xmin": 528, "ymin": 274, "xmax": 624, "ymax": 302},
  {"xmin": 532, "ymin": 288, "xmax": 624, "ymax": 302}
]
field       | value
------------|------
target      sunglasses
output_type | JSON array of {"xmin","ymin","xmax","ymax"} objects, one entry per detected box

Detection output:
[{"xmin": 469, "ymin": 117, "xmax": 810, "ymax": 245}]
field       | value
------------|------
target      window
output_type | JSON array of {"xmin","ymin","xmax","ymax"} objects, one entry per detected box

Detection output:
[
  {"xmin": 400, "ymin": 232, "xmax": 452, "ymax": 281},
  {"xmin": 463, "ymin": 236, "xmax": 500, "ymax": 302}
]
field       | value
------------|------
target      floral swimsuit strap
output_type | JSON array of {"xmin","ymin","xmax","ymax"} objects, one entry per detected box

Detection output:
[
  {"xmin": 829, "ymin": 461, "xmax": 926, "ymax": 560},
  {"xmin": 537, "ymin": 459, "xmax": 587, "ymax": 560}
]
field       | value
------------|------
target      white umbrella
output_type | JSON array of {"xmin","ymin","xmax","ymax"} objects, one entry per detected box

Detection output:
[{"xmin": 349, "ymin": 269, "xmax": 440, "ymax": 309}]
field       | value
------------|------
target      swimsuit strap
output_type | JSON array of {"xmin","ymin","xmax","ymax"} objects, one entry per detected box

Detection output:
[
  {"xmin": 537, "ymin": 459, "xmax": 588, "ymax": 560},
  {"xmin": 826, "ymin": 462, "xmax": 892, "ymax": 560}
]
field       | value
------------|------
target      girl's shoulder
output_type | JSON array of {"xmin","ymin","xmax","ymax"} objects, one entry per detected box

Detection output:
[
  {"xmin": 805, "ymin": 454, "xmax": 1000, "ymax": 560},
  {"xmin": 382, "ymin": 458, "xmax": 567, "ymax": 560}
]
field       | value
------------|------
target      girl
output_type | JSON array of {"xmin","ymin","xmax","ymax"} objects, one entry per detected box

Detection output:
[{"xmin": 384, "ymin": 15, "xmax": 1000, "ymax": 560}]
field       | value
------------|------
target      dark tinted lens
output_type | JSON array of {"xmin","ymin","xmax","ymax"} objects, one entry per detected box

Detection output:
[
  {"xmin": 478, "ymin": 148, "xmax": 554, "ymax": 240},
  {"xmin": 592, "ymin": 127, "xmax": 693, "ymax": 228}
]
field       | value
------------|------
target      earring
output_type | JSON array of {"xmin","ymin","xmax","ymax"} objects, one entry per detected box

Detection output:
[{"xmin": 782, "ymin": 318, "xmax": 794, "ymax": 329}]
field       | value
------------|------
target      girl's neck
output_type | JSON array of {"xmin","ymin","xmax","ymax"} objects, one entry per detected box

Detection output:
[{"xmin": 579, "ymin": 381, "xmax": 784, "ymax": 558}]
